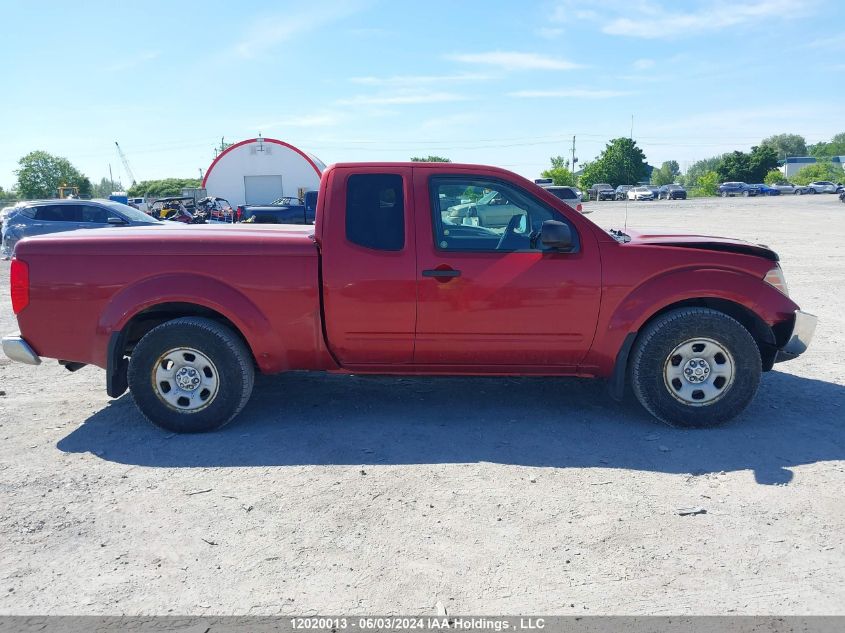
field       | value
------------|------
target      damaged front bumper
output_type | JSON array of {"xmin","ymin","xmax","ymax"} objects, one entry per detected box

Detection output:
[{"xmin": 775, "ymin": 310, "xmax": 818, "ymax": 363}]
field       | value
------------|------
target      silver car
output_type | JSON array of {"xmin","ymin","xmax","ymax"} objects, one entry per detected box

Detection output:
[
  {"xmin": 806, "ymin": 181, "xmax": 838, "ymax": 194},
  {"xmin": 1, "ymin": 199, "xmax": 161, "ymax": 258}
]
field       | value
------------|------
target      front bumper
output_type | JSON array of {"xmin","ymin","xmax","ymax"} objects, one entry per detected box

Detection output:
[
  {"xmin": 775, "ymin": 310, "xmax": 818, "ymax": 363},
  {"xmin": 1, "ymin": 333, "xmax": 41, "ymax": 365}
]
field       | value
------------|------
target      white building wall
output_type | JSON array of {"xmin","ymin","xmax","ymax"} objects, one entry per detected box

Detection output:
[{"xmin": 203, "ymin": 139, "xmax": 323, "ymax": 207}]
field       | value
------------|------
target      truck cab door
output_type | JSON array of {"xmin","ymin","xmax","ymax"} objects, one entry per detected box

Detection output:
[
  {"xmin": 413, "ymin": 171, "xmax": 602, "ymax": 368},
  {"xmin": 319, "ymin": 167, "xmax": 417, "ymax": 365}
]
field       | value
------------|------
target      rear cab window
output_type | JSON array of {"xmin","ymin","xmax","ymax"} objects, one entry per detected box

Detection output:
[{"xmin": 345, "ymin": 174, "xmax": 405, "ymax": 251}]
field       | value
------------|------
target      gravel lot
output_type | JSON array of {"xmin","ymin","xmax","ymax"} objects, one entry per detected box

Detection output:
[{"xmin": 0, "ymin": 194, "xmax": 843, "ymax": 615}]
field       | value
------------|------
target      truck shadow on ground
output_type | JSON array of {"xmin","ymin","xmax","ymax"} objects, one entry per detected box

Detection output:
[{"xmin": 57, "ymin": 370, "xmax": 845, "ymax": 485}]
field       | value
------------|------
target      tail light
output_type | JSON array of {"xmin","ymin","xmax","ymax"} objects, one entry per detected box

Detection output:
[
  {"xmin": 576, "ymin": 203, "xmax": 583, "ymax": 213},
  {"xmin": 10, "ymin": 258, "xmax": 29, "ymax": 314}
]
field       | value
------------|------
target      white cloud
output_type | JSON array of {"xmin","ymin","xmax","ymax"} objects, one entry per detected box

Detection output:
[
  {"xmin": 603, "ymin": 0, "xmax": 804, "ymax": 39},
  {"xmin": 233, "ymin": 1, "xmax": 368, "ymax": 58},
  {"xmin": 336, "ymin": 92, "xmax": 468, "ymax": 106},
  {"xmin": 549, "ymin": 0, "xmax": 814, "ymax": 39},
  {"xmin": 349, "ymin": 73, "xmax": 491, "ymax": 86},
  {"xmin": 509, "ymin": 89, "xmax": 632, "ymax": 98},
  {"xmin": 633, "ymin": 58, "xmax": 655, "ymax": 70},
  {"xmin": 447, "ymin": 51, "xmax": 582, "ymax": 71}
]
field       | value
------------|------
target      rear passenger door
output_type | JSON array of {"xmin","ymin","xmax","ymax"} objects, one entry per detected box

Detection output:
[
  {"xmin": 31, "ymin": 204, "xmax": 82, "ymax": 236},
  {"xmin": 319, "ymin": 167, "xmax": 417, "ymax": 365}
]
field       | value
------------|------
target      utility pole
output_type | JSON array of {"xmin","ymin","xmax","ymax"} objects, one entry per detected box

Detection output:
[
  {"xmin": 571, "ymin": 135, "xmax": 577, "ymax": 172},
  {"xmin": 199, "ymin": 167, "xmax": 204, "ymax": 180},
  {"xmin": 630, "ymin": 114, "xmax": 634, "ymax": 139},
  {"xmin": 108, "ymin": 164, "xmax": 114, "ymax": 192}
]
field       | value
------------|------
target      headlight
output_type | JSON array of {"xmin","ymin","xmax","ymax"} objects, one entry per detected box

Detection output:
[{"xmin": 764, "ymin": 265, "xmax": 789, "ymax": 296}]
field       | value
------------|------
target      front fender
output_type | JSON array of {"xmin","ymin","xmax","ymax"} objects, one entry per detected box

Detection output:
[
  {"xmin": 94, "ymin": 273, "xmax": 284, "ymax": 372},
  {"xmin": 589, "ymin": 267, "xmax": 799, "ymax": 377}
]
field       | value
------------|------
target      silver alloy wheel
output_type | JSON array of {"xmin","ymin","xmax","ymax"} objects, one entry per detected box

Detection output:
[
  {"xmin": 152, "ymin": 347, "xmax": 220, "ymax": 412},
  {"xmin": 663, "ymin": 338, "xmax": 735, "ymax": 406}
]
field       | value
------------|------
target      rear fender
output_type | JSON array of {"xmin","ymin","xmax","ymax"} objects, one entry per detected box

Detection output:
[{"xmin": 95, "ymin": 273, "xmax": 284, "ymax": 373}]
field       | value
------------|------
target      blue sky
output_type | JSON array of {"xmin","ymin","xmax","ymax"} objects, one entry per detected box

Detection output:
[{"xmin": 1, "ymin": 0, "xmax": 843, "ymax": 189}]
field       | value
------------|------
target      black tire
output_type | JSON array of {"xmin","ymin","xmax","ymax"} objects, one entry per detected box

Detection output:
[
  {"xmin": 795, "ymin": 189, "xmax": 802, "ymax": 195},
  {"xmin": 809, "ymin": 188, "xmax": 816, "ymax": 194},
  {"xmin": 128, "ymin": 317, "xmax": 255, "ymax": 433},
  {"xmin": 721, "ymin": 191, "xmax": 728, "ymax": 197},
  {"xmin": 742, "ymin": 190, "xmax": 750, "ymax": 197},
  {"xmin": 629, "ymin": 308, "xmax": 761, "ymax": 428}
]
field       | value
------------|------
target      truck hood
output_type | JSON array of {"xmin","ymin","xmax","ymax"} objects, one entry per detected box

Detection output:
[{"xmin": 620, "ymin": 228, "xmax": 779, "ymax": 261}]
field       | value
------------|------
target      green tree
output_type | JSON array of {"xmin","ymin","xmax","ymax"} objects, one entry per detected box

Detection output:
[
  {"xmin": 541, "ymin": 156, "xmax": 577, "ymax": 186},
  {"xmin": 410, "ymin": 155, "xmax": 451, "ymax": 162},
  {"xmin": 15, "ymin": 151, "xmax": 92, "ymax": 199},
  {"xmin": 791, "ymin": 162, "xmax": 845, "ymax": 185},
  {"xmin": 681, "ymin": 155, "xmax": 723, "ymax": 187},
  {"xmin": 579, "ymin": 138, "xmax": 649, "ymax": 188},
  {"xmin": 716, "ymin": 151, "xmax": 752, "ymax": 182},
  {"xmin": 0, "ymin": 185, "xmax": 18, "ymax": 202},
  {"xmin": 808, "ymin": 132, "xmax": 845, "ymax": 159},
  {"xmin": 92, "ymin": 177, "xmax": 118, "ymax": 198},
  {"xmin": 759, "ymin": 133, "xmax": 807, "ymax": 160},
  {"xmin": 749, "ymin": 145, "xmax": 778, "ymax": 182},
  {"xmin": 764, "ymin": 169, "xmax": 788, "ymax": 185},
  {"xmin": 651, "ymin": 160, "xmax": 680, "ymax": 186},
  {"xmin": 697, "ymin": 171, "xmax": 720, "ymax": 196},
  {"xmin": 128, "ymin": 178, "xmax": 202, "ymax": 198}
]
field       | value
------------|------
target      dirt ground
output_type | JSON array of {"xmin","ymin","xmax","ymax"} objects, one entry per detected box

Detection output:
[{"xmin": 0, "ymin": 194, "xmax": 843, "ymax": 615}]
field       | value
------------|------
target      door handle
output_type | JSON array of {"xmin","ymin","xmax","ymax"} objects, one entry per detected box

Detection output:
[{"xmin": 422, "ymin": 268, "xmax": 461, "ymax": 278}]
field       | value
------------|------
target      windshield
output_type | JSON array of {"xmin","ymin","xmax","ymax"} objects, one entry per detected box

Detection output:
[{"xmin": 99, "ymin": 200, "xmax": 161, "ymax": 223}]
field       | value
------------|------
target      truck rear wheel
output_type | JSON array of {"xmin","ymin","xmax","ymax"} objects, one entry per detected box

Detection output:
[
  {"xmin": 127, "ymin": 317, "xmax": 254, "ymax": 433},
  {"xmin": 629, "ymin": 308, "xmax": 761, "ymax": 428}
]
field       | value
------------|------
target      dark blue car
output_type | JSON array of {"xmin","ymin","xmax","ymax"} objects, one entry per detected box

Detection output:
[
  {"xmin": 237, "ymin": 191, "xmax": 318, "ymax": 224},
  {"xmin": 751, "ymin": 183, "xmax": 780, "ymax": 196},
  {"xmin": 718, "ymin": 182, "xmax": 757, "ymax": 197}
]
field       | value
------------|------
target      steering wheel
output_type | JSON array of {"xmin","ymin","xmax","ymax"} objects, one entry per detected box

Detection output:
[{"xmin": 496, "ymin": 213, "xmax": 527, "ymax": 250}]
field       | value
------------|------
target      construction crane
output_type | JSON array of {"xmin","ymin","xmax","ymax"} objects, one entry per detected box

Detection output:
[{"xmin": 114, "ymin": 141, "xmax": 137, "ymax": 187}]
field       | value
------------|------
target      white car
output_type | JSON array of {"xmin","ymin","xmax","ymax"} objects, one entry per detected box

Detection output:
[
  {"xmin": 627, "ymin": 186, "xmax": 654, "ymax": 201},
  {"xmin": 806, "ymin": 181, "xmax": 838, "ymax": 194}
]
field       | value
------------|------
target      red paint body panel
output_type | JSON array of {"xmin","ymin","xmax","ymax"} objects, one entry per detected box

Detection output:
[{"xmin": 10, "ymin": 162, "xmax": 802, "ymax": 385}]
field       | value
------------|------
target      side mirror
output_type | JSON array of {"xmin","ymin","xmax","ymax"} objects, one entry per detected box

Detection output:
[
  {"xmin": 540, "ymin": 220, "xmax": 574, "ymax": 252},
  {"xmin": 107, "ymin": 217, "xmax": 127, "ymax": 225}
]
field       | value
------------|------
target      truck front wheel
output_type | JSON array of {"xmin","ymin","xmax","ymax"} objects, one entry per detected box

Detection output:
[
  {"xmin": 629, "ymin": 308, "xmax": 761, "ymax": 427},
  {"xmin": 127, "ymin": 317, "xmax": 254, "ymax": 433}
]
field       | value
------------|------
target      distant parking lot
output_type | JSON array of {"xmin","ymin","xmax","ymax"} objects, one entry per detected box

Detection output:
[{"xmin": 0, "ymin": 193, "xmax": 843, "ymax": 614}]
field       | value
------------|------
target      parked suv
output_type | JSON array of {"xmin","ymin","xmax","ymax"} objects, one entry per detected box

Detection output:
[
  {"xmin": 587, "ymin": 183, "xmax": 615, "ymax": 201},
  {"xmin": 806, "ymin": 181, "xmax": 838, "ymax": 194},
  {"xmin": 658, "ymin": 184, "xmax": 687, "ymax": 200},
  {"xmin": 615, "ymin": 185, "xmax": 633, "ymax": 201},
  {"xmin": 1, "ymin": 199, "xmax": 162, "ymax": 258},
  {"xmin": 718, "ymin": 182, "xmax": 757, "ymax": 197},
  {"xmin": 540, "ymin": 185, "xmax": 587, "ymax": 213}
]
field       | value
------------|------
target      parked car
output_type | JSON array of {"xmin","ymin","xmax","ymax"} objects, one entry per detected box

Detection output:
[
  {"xmin": 718, "ymin": 182, "xmax": 757, "ymax": 197},
  {"xmin": 657, "ymin": 184, "xmax": 687, "ymax": 200},
  {"xmin": 615, "ymin": 185, "xmax": 633, "ymax": 200},
  {"xmin": 769, "ymin": 183, "xmax": 798, "ymax": 194},
  {"xmin": 840, "ymin": 190, "xmax": 845, "ymax": 203},
  {"xmin": 627, "ymin": 186, "xmax": 654, "ymax": 201},
  {"xmin": 2, "ymin": 162, "xmax": 816, "ymax": 434},
  {"xmin": 1, "ymin": 199, "xmax": 162, "ymax": 258},
  {"xmin": 587, "ymin": 183, "xmax": 615, "ymax": 201},
  {"xmin": 751, "ymin": 183, "xmax": 780, "ymax": 196},
  {"xmin": 646, "ymin": 185, "xmax": 661, "ymax": 199},
  {"xmin": 1, "ymin": 204, "xmax": 22, "ymax": 245},
  {"xmin": 540, "ymin": 185, "xmax": 587, "ymax": 214},
  {"xmin": 793, "ymin": 185, "xmax": 811, "ymax": 195},
  {"xmin": 236, "ymin": 191, "xmax": 318, "ymax": 225},
  {"xmin": 805, "ymin": 181, "xmax": 838, "ymax": 194}
]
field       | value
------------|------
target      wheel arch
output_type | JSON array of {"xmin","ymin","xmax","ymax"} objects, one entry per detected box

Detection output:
[{"xmin": 608, "ymin": 296, "xmax": 777, "ymax": 401}]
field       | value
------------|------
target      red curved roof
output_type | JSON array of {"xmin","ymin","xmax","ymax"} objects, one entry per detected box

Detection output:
[{"xmin": 202, "ymin": 138, "xmax": 323, "ymax": 188}]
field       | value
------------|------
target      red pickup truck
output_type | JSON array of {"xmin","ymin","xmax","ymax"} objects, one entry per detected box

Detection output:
[{"xmin": 2, "ymin": 162, "xmax": 816, "ymax": 433}]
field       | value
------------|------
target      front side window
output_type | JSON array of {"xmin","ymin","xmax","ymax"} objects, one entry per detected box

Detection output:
[
  {"xmin": 345, "ymin": 174, "xmax": 404, "ymax": 251},
  {"xmin": 430, "ymin": 177, "xmax": 576, "ymax": 252}
]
